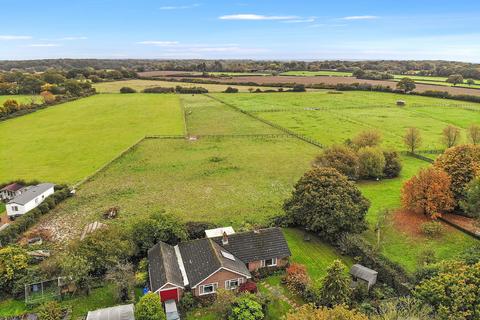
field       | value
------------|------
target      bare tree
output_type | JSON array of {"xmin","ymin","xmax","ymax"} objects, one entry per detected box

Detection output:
[
  {"xmin": 468, "ymin": 124, "xmax": 480, "ymax": 145},
  {"xmin": 403, "ymin": 127, "xmax": 422, "ymax": 153},
  {"xmin": 442, "ymin": 125, "xmax": 461, "ymax": 148}
]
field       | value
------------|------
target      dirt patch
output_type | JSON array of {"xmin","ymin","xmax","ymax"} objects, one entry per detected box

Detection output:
[
  {"xmin": 392, "ymin": 209, "xmax": 431, "ymax": 237},
  {"xmin": 442, "ymin": 213, "xmax": 480, "ymax": 235},
  {"xmin": 155, "ymin": 74, "xmax": 480, "ymax": 97}
]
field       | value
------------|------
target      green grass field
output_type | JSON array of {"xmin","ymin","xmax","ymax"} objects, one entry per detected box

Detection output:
[
  {"xmin": 212, "ymin": 91, "xmax": 480, "ymax": 150},
  {"xmin": 0, "ymin": 95, "xmax": 43, "ymax": 105},
  {"xmin": 39, "ymin": 137, "xmax": 320, "ymax": 240},
  {"xmin": 93, "ymin": 79, "xmax": 280, "ymax": 93},
  {"xmin": 0, "ymin": 94, "xmax": 184, "ymax": 184}
]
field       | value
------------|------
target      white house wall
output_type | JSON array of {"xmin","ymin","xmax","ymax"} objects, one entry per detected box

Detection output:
[{"xmin": 6, "ymin": 187, "xmax": 54, "ymax": 217}]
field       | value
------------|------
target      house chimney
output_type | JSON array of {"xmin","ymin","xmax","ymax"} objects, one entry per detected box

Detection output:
[{"xmin": 222, "ymin": 231, "xmax": 228, "ymax": 245}]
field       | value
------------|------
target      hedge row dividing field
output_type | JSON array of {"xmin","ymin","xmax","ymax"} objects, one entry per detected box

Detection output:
[
  {"xmin": 0, "ymin": 94, "xmax": 184, "ymax": 184},
  {"xmin": 93, "ymin": 79, "xmax": 281, "ymax": 93},
  {"xmin": 0, "ymin": 95, "xmax": 43, "ymax": 105}
]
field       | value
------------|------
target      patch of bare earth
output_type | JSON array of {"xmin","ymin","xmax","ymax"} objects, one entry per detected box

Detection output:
[
  {"xmin": 392, "ymin": 209, "xmax": 431, "ymax": 237},
  {"xmin": 163, "ymin": 75, "xmax": 480, "ymax": 97},
  {"xmin": 442, "ymin": 213, "xmax": 480, "ymax": 235}
]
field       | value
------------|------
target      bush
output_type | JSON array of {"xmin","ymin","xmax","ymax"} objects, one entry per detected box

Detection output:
[
  {"xmin": 227, "ymin": 293, "xmax": 264, "ymax": 320},
  {"xmin": 383, "ymin": 151, "xmax": 402, "ymax": 178},
  {"xmin": 36, "ymin": 301, "xmax": 62, "ymax": 320},
  {"xmin": 175, "ymin": 86, "xmax": 208, "ymax": 94},
  {"xmin": 292, "ymin": 84, "xmax": 306, "ymax": 92},
  {"xmin": 120, "ymin": 87, "xmax": 137, "ymax": 93},
  {"xmin": 283, "ymin": 263, "xmax": 310, "ymax": 294},
  {"xmin": 421, "ymin": 221, "xmax": 445, "ymax": 238},
  {"xmin": 135, "ymin": 292, "xmax": 166, "ymax": 320},
  {"xmin": 224, "ymin": 86, "xmax": 239, "ymax": 93},
  {"xmin": 358, "ymin": 147, "xmax": 386, "ymax": 179},
  {"xmin": 179, "ymin": 292, "xmax": 197, "ymax": 312},
  {"xmin": 185, "ymin": 221, "xmax": 218, "ymax": 240},
  {"xmin": 143, "ymin": 87, "xmax": 175, "ymax": 93},
  {"xmin": 314, "ymin": 145, "xmax": 359, "ymax": 180},
  {"xmin": 460, "ymin": 177, "xmax": 480, "ymax": 218}
]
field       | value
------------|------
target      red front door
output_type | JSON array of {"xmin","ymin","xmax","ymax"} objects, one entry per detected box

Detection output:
[{"xmin": 160, "ymin": 288, "xmax": 178, "ymax": 302}]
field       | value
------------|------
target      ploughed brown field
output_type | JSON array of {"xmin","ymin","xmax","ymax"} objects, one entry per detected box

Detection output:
[{"xmin": 139, "ymin": 71, "xmax": 480, "ymax": 96}]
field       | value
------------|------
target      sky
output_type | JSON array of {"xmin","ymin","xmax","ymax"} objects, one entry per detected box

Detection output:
[{"xmin": 0, "ymin": 0, "xmax": 480, "ymax": 62}]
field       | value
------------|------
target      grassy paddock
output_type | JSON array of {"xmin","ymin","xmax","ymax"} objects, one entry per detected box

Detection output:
[
  {"xmin": 93, "ymin": 79, "xmax": 281, "ymax": 93},
  {"xmin": 212, "ymin": 91, "xmax": 480, "ymax": 150},
  {"xmin": 0, "ymin": 94, "xmax": 184, "ymax": 184},
  {"xmin": 37, "ymin": 137, "xmax": 319, "ymax": 241}
]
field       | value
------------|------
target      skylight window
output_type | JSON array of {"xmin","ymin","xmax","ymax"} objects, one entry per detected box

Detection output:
[{"xmin": 221, "ymin": 251, "xmax": 235, "ymax": 261}]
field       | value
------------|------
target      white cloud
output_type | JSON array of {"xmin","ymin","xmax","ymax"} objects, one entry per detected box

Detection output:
[
  {"xmin": 342, "ymin": 15, "xmax": 379, "ymax": 20},
  {"xmin": 27, "ymin": 44, "xmax": 61, "ymax": 47},
  {"xmin": 160, "ymin": 3, "xmax": 200, "ymax": 10},
  {"xmin": 219, "ymin": 14, "xmax": 298, "ymax": 21},
  {"xmin": 0, "ymin": 35, "xmax": 32, "ymax": 40},
  {"xmin": 136, "ymin": 41, "xmax": 179, "ymax": 46}
]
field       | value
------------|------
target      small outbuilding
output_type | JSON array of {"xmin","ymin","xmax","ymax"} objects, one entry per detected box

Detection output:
[
  {"xmin": 0, "ymin": 183, "xmax": 26, "ymax": 201},
  {"xmin": 205, "ymin": 226, "xmax": 235, "ymax": 238},
  {"xmin": 396, "ymin": 100, "xmax": 406, "ymax": 106},
  {"xmin": 349, "ymin": 264, "xmax": 378, "ymax": 290},
  {"xmin": 86, "ymin": 304, "xmax": 134, "ymax": 320}
]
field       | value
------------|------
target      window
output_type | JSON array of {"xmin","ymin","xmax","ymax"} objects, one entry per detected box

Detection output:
[
  {"xmin": 261, "ymin": 258, "xmax": 277, "ymax": 267},
  {"xmin": 12, "ymin": 206, "xmax": 18, "ymax": 212},
  {"xmin": 200, "ymin": 283, "xmax": 218, "ymax": 295},
  {"xmin": 225, "ymin": 278, "xmax": 243, "ymax": 290}
]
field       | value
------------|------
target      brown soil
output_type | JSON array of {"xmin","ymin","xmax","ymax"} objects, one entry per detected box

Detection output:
[
  {"xmin": 146, "ymin": 73, "xmax": 480, "ymax": 97},
  {"xmin": 139, "ymin": 70, "xmax": 201, "ymax": 77},
  {"xmin": 392, "ymin": 209, "xmax": 431, "ymax": 237},
  {"xmin": 442, "ymin": 213, "xmax": 480, "ymax": 234}
]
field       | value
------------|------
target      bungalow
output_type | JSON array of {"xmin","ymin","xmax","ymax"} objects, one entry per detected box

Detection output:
[
  {"xmin": 148, "ymin": 227, "xmax": 291, "ymax": 302},
  {"xmin": 6, "ymin": 183, "xmax": 55, "ymax": 218},
  {"xmin": 0, "ymin": 183, "xmax": 26, "ymax": 202}
]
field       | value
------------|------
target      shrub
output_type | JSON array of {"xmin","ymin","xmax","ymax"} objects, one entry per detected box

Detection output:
[
  {"xmin": 284, "ymin": 167, "xmax": 369, "ymax": 243},
  {"xmin": 227, "ymin": 293, "xmax": 264, "ymax": 320},
  {"xmin": 292, "ymin": 84, "xmax": 306, "ymax": 92},
  {"xmin": 316, "ymin": 260, "xmax": 351, "ymax": 307},
  {"xmin": 358, "ymin": 147, "xmax": 386, "ymax": 179},
  {"xmin": 352, "ymin": 130, "xmax": 382, "ymax": 149},
  {"xmin": 179, "ymin": 292, "xmax": 197, "ymax": 312},
  {"xmin": 224, "ymin": 86, "xmax": 239, "ymax": 93},
  {"xmin": 283, "ymin": 263, "xmax": 310, "ymax": 294},
  {"xmin": 383, "ymin": 151, "xmax": 402, "ymax": 178},
  {"xmin": 420, "ymin": 221, "xmax": 445, "ymax": 238},
  {"xmin": 185, "ymin": 221, "xmax": 218, "ymax": 240},
  {"xmin": 286, "ymin": 304, "xmax": 368, "ymax": 320},
  {"xmin": 314, "ymin": 145, "xmax": 359, "ymax": 180},
  {"xmin": 120, "ymin": 87, "xmax": 137, "ymax": 93},
  {"xmin": 135, "ymin": 292, "xmax": 166, "ymax": 320},
  {"xmin": 143, "ymin": 87, "xmax": 175, "ymax": 93},
  {"xmin": 460, "ymin": 177, "xmax": 480, "ymax": 218},
  {"xmin": 36, "ymin": 301, "xmax": 62, "ymax": 320}
]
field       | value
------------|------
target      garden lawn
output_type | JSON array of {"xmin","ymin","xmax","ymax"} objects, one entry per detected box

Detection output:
[
  {"xmin": 0, "ymin": 94, "xmax": 184, "ymax": 184},
  {"xmin": 359, "ymin": 156, "xmax": 477, "ymax": 273},
  {"xmin": 283, "ymin": 228, "xmax": 353, "ymax": 283},
  {"xmin": 37, "ymin": 137, "xmax": 319, "ymax": 242},
  {"xmin": 0, "ymin": 95, "xmax": 42, "ymax": 105},
  {"xmin": 93, "ymin": 79, "xmax": 279, "ymax": 93}
]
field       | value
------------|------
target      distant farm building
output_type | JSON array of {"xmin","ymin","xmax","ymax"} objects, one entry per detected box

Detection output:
[
  {"xmin": 6, "ymin": 183, "xmax": 55, "ymax": 218},
  {"xmin": 396, "ymin": 100, "xmax": 406, "ymax": 106}
]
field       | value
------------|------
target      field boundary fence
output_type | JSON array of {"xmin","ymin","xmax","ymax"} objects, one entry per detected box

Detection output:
[
  {"xmin": 204, "ymin": 94, "xmax": 324, "ymax": 149},
  {"xmin": 400, "ymin": 151, "xmax": 434, "ymax": 163}
]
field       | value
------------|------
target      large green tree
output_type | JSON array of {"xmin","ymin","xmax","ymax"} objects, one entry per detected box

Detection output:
[
  {"xmin": 396, "ymin": 77, "xmax": 416, "ymax": 92},
  {"xmin": 434, "ymin": 144, "xmax": 480, "ymax": 204},
  {"xmin": 460, "ymin": 177, "xmax": 480, "ymax": 218},
  {"xmin": 414, "ymin": 261, "xmax": 480, "ymax": 320},
  {"xmin": 284, "ymin": 167, "xmax": 369, "ymax": 242},
  {"xmin": 135, "ymin": 292, "xmax": 166, "ymax": 320},
  {"xmin": 357, "ymin": 147, "xmax": 386, "ymax": 179}
]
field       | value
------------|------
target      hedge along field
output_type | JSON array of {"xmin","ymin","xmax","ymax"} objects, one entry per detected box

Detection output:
[
  {"xmin": 212, "ymin": 91, "xmax": 480, "ymax": 150},
  {"xmin": 36, "ymin": 137, "xmax": 320, "ymax": 242},
  {"xmin": 0, "ymin": 94, "xmax": 184, "ymax": 184},
  {"xmin": 0, "ymin": 95, "xmax": 43, "ymax": 105},
  {"xmin": 93, "ymin": 79, "xmax": 281, "ymax": 93},
  {"xmin": 281, "ymin": 70, "xmax": 353, "ymax": 77}
]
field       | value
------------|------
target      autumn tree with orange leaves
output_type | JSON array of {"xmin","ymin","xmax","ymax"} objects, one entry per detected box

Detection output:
[{"xmin": 401, "ymin": 167, "xmax": 454, "ymax": 218}]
